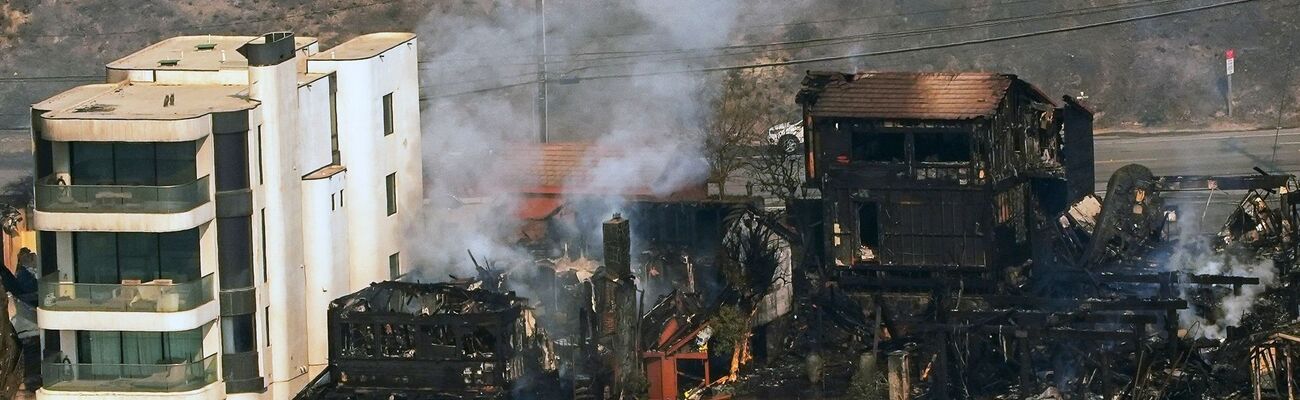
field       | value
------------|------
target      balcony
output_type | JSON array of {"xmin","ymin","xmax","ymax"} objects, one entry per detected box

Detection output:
[
  {"xmin": 40, "ymin": 274, "xmax": 214, "ymax": 313},
  {"xmin": 35, "ymin": 175, "xmax": 210, "ymax": 214},
  {"xmin": 41, "ymin": 353, "xmax": 218, "ymax": 393},
  {"xmin": 32, "ymin": 175, "xmax": 215, "ymax": 232},
  {"xmin": 38, "ymin": 274, "xmax": 220, "ymax": 332}
]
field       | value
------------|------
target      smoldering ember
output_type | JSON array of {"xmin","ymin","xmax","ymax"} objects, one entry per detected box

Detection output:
[{"xmin": 2, "ymin": 2, "xmax": 1300, "ymax": 400}]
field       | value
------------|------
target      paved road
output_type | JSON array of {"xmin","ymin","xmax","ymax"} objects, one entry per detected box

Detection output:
[
  {"xmin": 1094, "ymin": 128, "xmax": 1300, "ymax": 231},
  {"xmin": 1093, "ymin": 127, "xmax": 1300, "ymax": 192}
]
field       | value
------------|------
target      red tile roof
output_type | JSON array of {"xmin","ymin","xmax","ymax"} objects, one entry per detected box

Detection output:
[
  {"xmin": 797, "ymin": 71, "xmax": 1041, "ymax": 120},
  {"xmin": 500, "ymin": 142, "xmax": 706, "ymax": 200},
  {"xmin": 516, "ymin": 196, "xmax": 564, "ymax": 221}
]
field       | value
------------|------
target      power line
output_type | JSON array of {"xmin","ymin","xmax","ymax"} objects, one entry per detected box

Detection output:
[
  {"xmin": 418, "ymin": 0, "xmax": 1060, "ymax": 65},
  {"xmin": 419, "ymin": 0, "xmax": 1260, "ymax": 100},
  {"xmin": 570, "ymin": 0, "xmax": 1261, "ymax": 80},
  {"xmin": 551, "ymin": 0, "xmax": 1193, "ymax": 75},
  {"xmin": 417, "ymin": 0, "xmax": 1187, "ymax": 70}
]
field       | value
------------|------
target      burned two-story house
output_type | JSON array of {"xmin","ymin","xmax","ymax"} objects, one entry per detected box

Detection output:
[{"xmin": 795, "ymin": 71, "xmax": 1093, "ymax": 275}]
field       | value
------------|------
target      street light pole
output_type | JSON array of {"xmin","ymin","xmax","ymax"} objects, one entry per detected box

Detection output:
[{"xmin": 536, "ymin": 0, "xmax": 548, "ymax": 143}]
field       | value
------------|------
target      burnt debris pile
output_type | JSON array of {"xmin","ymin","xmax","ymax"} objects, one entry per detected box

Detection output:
[{"xmin": 294, "ymin": 281, "xmax": 561, "ymax": 400}]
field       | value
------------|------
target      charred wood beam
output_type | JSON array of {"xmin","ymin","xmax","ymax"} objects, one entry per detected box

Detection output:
[
  {"xmin": 835, "ymin": 276, "xmax": 997, "ymax": 292},
  {"xmin": 842, "ymin": 264, "xmax": 989, "ymax": 273},
  {"xmin": 1097, "ymin": 272, "xmax": 1260, "ymax": 286},
  {"xmin": 1156, "ymin": 174, "xmax": 1295, "ymax": 192},
  {"xmin": 944, "ymin": 310, "xmax": 1157, "ymax": 326},
  {"xmin": 979, "ymin": 296, "xmax": 1188, "ymax": 311},
  {"xmin": 903, "ymin": 324, "xmax": 1137, "ymax": 341}
]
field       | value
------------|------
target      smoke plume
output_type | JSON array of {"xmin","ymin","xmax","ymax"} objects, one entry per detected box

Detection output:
[{"xmin": 407, "ymin": 1, "xmax": 740, "ymax": 290}]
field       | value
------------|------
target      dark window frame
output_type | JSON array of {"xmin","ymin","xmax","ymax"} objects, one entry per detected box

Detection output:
[
  {"xmin": 382, "ymin": 92, "xmax": 395, "ymax": 136},
  {"xmin": 256, "ymin": 126, "xmax": 265, "ymax": 185},
  {"xmin": 385, "ymin": 173, "xmax": 398, "ymax": 216}
]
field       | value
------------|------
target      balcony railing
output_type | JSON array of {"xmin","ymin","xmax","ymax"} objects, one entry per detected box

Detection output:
[
  {"xmin": 34, "ymin": 175, "xmax": 210, "ymax": 214},
  {"xmin": 42, "ymin": 353, "xmax": 218, "ymax": 393},
  {"xmin": 39, "ymin": 274, "xmax": 214, "ymax": 313}
]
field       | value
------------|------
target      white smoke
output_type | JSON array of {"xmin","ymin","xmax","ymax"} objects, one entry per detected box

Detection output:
[
  {"xmin": 1164, "ymin": 210, "xmax": 1279, "ymax": 340},
  {"xmin": 407, "ymin": 1, "xmax": 740, "ymax": 286}
]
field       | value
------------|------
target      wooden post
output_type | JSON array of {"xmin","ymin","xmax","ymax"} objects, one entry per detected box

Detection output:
[
  {"xmin": 1287, "ymin": 345, "xmax": 1296, "ymax": 400},
  {"xmin": 1017, "ymin": 329, "xmax": 1032, "ymax": 394},
  {"xmin": 934, "ymin": 332, "xmax": 950, "ymax": 400},
  {"xmin": 1100, "ymin": 346, "xmax": 1113, "ymax": 399},
  {"xmin": 888, "ymin": 350, "xmax": 911, "ymax": 400}
]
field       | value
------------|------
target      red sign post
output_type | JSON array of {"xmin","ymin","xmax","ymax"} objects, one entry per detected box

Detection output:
[{"xmin": 1226, "ymin": 49, "xmax": 1235, "ymax": 116}]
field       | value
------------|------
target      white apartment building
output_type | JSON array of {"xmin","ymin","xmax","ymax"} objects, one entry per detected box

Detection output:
[{"xmin": 27, "ymin": 31, "xmax": 423, "ymax": 400}]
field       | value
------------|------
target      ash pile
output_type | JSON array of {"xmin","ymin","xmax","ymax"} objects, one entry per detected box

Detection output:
[{"xmin": 293, "ymin": 280, "xmax": 561, "ymax": 400}]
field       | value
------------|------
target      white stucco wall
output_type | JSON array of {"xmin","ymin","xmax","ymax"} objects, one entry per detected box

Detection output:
[
  {"xmin": 248, "ymin": 56, "xmax": 310, "ymax": 399},
  {"xmin": 308, "ymin": 37, "xmax": 422, "ymax": 291}
]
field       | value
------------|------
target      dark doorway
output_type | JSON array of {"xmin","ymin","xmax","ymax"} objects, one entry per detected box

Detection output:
[{"xmin": 857, "ymin": 202, "xmax": 880, "ymax": 249}]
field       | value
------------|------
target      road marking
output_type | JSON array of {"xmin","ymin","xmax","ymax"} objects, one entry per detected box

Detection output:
[
  {"xmin": 1097, "ymin": 158, "xmax": 1159, "ymax": 164},
  {"xmin": 1096, "ymin": 131, "xmax": 1300, "ymax": 144}
]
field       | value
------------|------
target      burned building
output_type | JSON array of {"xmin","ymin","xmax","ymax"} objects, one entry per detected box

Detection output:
[
  {"xmin": 796, "ymin": 71, "xmax": 1093, "ymax": 270},
  {"xmin": 781, "ymin": 71, "xmax": 1300, "ymax": 399},
  {"xmin": 295, "ymin": 281, "xmax": 559, "ymax": 400}
]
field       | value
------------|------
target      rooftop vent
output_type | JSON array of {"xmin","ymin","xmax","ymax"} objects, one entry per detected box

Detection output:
[
  {"xmin": 73, "ymin": 103, "xmax": 115, "ymax": 113},
  {"xmin": 159, "ymin": 59, "xmax": 180, "ymax": 67},
  {"xmin": 195, "ymin": 43, "xmax": 217, "ymax": 51}
]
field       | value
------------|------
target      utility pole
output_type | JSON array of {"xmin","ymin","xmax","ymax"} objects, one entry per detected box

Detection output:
[
  {"xmin": 1274, "ymin": 60, "xmax": 1294, "ymax": 164},
  {"xmin": 535, "ymin": 0, "xmax": 548, "ymax": 143}
]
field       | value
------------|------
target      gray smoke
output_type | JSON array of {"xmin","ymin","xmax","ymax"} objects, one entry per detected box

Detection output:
[{"xmin": 408, "ymin": 1, "xmax": 740, "ymax": 288}]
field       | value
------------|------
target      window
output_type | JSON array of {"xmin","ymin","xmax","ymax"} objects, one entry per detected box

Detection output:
[
  {"xmin": 329, "ymin": 75, "xmax": 341, "ymax": 164},
  {"xmin": 216, "ymin": 217, "xmax": 253, "ymax": 289},
  {"xmin": 73, "ymin": 229, "xmax": 201, "ymax": 284},
  {"xmin": 260, "ymin": 209, "xmax": 268, "ymax": 282},
  {"xmin": 264, "ymin": 306, "xmax": 271, "ymax": 346},
  {"xmin": 848, "ymin": 126, "xmax": 905, "ymax": 163},
  {"xmin": 379, "ymin": 324, "xmax": 416, "ymax": 358},
  {"xmin": 385, "ymin": 173, "xmax": 397, "ymax": 216},
  {"xmin": 341, "ymin": 323, "xmax": 375, "ymax": 358},
  {"xmin": 339, "ymin": 189, "xmax": 345, "ymax": 208},
  {"xmin": 214, "ymin": 133, "xmax": 250, "ymax": 191},
  {"xmin": 382, "ymin": 93, "xmax": 394, "ymax": 136},
  {"xmin": 389, "ymin": 252, "xmax": 400, "ymax": 279},
  {"xmin": 331, "ymin": 193, "xmax": 336, "ymax": 211},
  {"xmin": 221, "ymin": 314, "xmax": 257, "ymax": 354},
  {"xmin": 256, "ymin": 126, "xmax": 265, "ymax": 185},
  {"xmin": 69, "ymin": 142, "xmax": 198, "ymax": 186},
  {"xmin": 76, "ymin": 327, "xmax": 202, "ymax": 364},
  {"xmin": 913, "ymin": 132, "xmax": 972, "ymax": 163}
]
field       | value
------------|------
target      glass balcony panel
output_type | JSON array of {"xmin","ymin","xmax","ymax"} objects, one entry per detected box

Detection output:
[
  {"xmin": 42, "ymin": 353, "xmax": 218, "ymax": 393},
  {"xmin": 34, "ymin": 175, "xmax": 210, "ymax": 214},
  {"xmin": 39, "ymin": 274, "xmax": 214, "ymax": 313}
]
